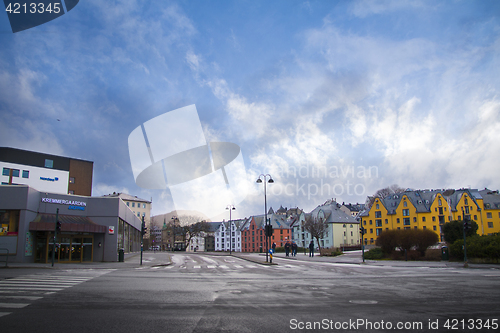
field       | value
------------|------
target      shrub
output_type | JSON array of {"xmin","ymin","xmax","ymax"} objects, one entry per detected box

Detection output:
[
  {"xmin": 449, "ymin": 234, "xmax": 500, "ymax": 260},
  {"xmin": 364, "ymin": 247, "xmax": 384, "ymax": 259},
  {"xmin": 414, "ymin": 229, "xmax": 439, "ymax": 256},
  {"xmin": 376, "ymin": 230, "xmax": 399, "ymax": 254}
]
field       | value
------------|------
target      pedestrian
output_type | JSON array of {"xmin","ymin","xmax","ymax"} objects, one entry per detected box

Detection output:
[
  {"xmin": 285, "ymin": 241, "xmax": 290, "ymax": 257},
  {"xmin": 272, "ymin": 242, "xmax": 276, "ymax": 253},
  {"xmin": 292, "ymin": 242, "xmax": 297, "ymax": 257},
  {"xmin": 309, "ymin": 240, "xmax": 314, "ymax": 257}
]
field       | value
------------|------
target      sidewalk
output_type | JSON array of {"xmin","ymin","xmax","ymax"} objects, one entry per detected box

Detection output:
[
  {"xmin": 0, "ymin": 251, "xmax": 173, "ymax": 270},
  {"xmin": 266, "ymin": 250, "xmax": 500, "ymax": 269}
]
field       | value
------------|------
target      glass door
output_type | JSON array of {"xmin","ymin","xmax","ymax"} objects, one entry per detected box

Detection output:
[{"xmin": 71, "ymin": 237, "xmax": 82, "ymax": 262}]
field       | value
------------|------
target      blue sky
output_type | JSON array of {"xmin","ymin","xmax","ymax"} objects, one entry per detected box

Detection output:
[{"xmin": 1, "ymin": 0, "xmax": 499, "ymax": 220}]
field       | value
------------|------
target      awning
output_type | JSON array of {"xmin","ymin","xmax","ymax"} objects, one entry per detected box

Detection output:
[{"xmin": 29, "ymin": 213, "xmax": 107, "ymax": 234}]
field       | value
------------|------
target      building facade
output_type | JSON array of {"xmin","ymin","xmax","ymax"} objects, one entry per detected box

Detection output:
[
  {"xmin": 240, "ymin": 212, "xmax": 293, "ymax": 252},
  {"xmin": 292, "ymin": 199, "xmax": 360, "ymax": 250},
  {"xmin": 214, "ymin": 219, "xmax": 244, "ymax": 252},
  {"xmin": 0, "ymin": 147, "xmax": 93, "ymax": 196},
  {"xmin": 0, "ymin": 185, "xmax": 142, "ymax": 263},
  {"xmin": 359, "ymin": 188, "xmax": 500, "ymax": 245},
  {"xmin": 103, "ymin": 192, "xmax": 152, "ymax": 246}
]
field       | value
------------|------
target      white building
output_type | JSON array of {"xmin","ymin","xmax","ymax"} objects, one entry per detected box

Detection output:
[{"xmin": 214, "ymin": 218, "xmax": 245, "ymax": 252}]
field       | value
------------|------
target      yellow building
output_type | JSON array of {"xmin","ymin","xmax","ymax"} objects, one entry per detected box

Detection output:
[{"xmin": 360, "ymin": 188, "xmax": 500, "ymax": 244}]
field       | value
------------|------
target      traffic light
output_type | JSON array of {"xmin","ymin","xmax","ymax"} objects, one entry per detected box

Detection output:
[
  {"xmin": 141, "ymin": 221, "xmax": 147, "ymax": 236},
  {"xmin": 359, "ymin": 227, "xmax": 366, "ymax": 235},
  {"xmin": 463, "ymin": 215, "xmax": 472, "ymax": 230},
  {"xmin": 265, "ymin": 224, "xmax": 273, "ymax": 237},
  {"xmin": 56, "ymin": 221, "xmax": 62, "ymax": 233}
]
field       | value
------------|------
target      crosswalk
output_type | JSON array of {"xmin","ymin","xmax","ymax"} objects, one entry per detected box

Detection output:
[
  {"xmin": 137, "ymin": 262, "xmax": 308, "ymax": 271},
  {"xmin": 0, "ymin": 269, "xmax": 114, "ymax": 318}
]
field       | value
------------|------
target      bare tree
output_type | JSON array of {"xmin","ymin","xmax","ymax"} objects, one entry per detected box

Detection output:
[
  {"xmin": 365, "ymin": 184, "xmax": 406, "ymax": 210},
  {"xmin": 183, "ymin": 221, "xmax": 210, "ymax": 249},
  {"xmin": 303, "ymin": 217, "xmax": 328, "ymax": 252}
]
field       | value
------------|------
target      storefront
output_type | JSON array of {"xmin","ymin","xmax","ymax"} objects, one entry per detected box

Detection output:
[{"xmin": 0, "ymin": 185, "xmax": 142, "ymax": 263}]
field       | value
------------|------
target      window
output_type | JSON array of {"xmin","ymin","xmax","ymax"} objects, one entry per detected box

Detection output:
[
  {"xmin": 488, "ymin": 222, "xmax": 493, "ymax": 228},
  {"xmin": 432, "ymin": 216, "xmax": 436, "ymax": 222},
  {"xmin": 433, "ymin": 226, "xmax": 436, "ymax": 231},
  {"xmin": 413, "ymin": 217, "xmax": 417, "ymax": 222},
  {"xmin": 376, "ymin": 204, "xmax": 379, "ymax": 209},
  {"xmin": 385, "ymin": 219, "xmax": 388, "ymax": 224},
  {"xmin": 422, "ymin": 217, "xmax": 426, "ymax": 222},
  {"xmin": 438, "ymin": 199, "xmax": 442, "ymax": 206},
  {"xmin": 487, "ymin": 212, "xmax": 492, "ymax": 218},
  {"xmin": 397, "ymin": 218, "xmax": 400, "ymax": 224},
  {"xmin": 143, "ymin": 203, "xmax": 146, "ymax": 208},
  {"xmin": 369, "ymin": 220, "xmax": 372, "ymax": 225},
  {"xmin": 402, "ymin": 209, "xmax": 410, "ymax": 216},
  {"xmin": 376, "ymin": 229, "xmax": 382, "ymax": 236},
  {"xmin": 403, "ymin": 201, "xmax": 407, "ymax": 207},
  {"xmin": 11, "ymin": 169, "xmax": 20, "ymax": 177},
  {"xmin": 69, "ymin": 177, "xmax": 75, "ymax": 184},
  {"xmin": 375, "ymin": 211, "xmax": 382, "ymax": 218},
  {"xmin": 132, "ymin": 202, "xmax": 135, "ymax": 208},
  {"xmin": 403, "ymin": 218, "xmax": 410, "ymax": 226},
  {"xmin": 474, "ymin": 215, "xmax": 477, "ymax": 221},
  {"xmin": 45, "ymin": 159, "xmax": 53, "ymax": 168},
  {"xmin": 142, "ymin": 212, "xmax": 145, "ymax": 217},
  {"xmin": 375, "ymin": 220, "xmax": 382, "ymax": 227},
  {"xmin": 22, "ymin": 170, "xmax": 29, "ymax": 178},
  {"xmin": 2, "ymin": 168, "xmax": 9, "ymax": 176},
  {"xmin": 68, "ymin": 190, "xmax": 74, "ymax": 194}
]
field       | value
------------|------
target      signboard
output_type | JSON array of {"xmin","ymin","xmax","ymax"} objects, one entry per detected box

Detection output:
[
  {"xmin": 109, "ymin": 226, "xmax": 115, "ymax": 235},
  {"xmin": 25, "ymin": 232, "xmax": 33, "ymax": 256}
]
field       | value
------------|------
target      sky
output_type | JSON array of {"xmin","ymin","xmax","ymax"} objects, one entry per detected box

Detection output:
[{"xmin": 1, "ymin": 0, "xmax": 499, "ymax": 221}]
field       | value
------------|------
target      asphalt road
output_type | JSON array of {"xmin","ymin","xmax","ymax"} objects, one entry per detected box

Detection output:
[{"xmin": 0, "ymin": 252, "xmax": 499, "ymax": 333}]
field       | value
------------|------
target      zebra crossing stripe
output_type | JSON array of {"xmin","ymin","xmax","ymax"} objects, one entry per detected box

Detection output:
[{"xmin": 0, "ymin": 302, "xmax": 30, "ymax": 309}]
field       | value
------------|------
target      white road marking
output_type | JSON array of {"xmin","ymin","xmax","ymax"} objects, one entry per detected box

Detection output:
[{"xmin": 0, "ymin": 303, "xmax": 30, "ymax": 308}]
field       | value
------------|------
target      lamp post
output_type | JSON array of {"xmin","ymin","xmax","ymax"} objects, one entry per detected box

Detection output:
[
  {"xmin": 171, "ymin": 216, "xmax": 177, "ymax": 251},
  {"xmin": 256, "ymin": 174, "xmax": 274, "ymax": 263},
  {"xmin": 226, "ymin": 205, "xmax": 236, "ymax": 254}
]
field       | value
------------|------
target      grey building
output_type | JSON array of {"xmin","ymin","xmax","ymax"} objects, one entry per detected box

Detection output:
[{"xmin": 0, "ymin": 185, "xmax": 142, "ymax": 263}]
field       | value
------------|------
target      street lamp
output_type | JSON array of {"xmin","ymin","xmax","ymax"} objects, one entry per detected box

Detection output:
[
  {"xmin": 171, "ymin": 216, "xmax": 178, "ymax": 251},
  {"xmin": 226, "ymin": 205, "xmax": 236, "ymax": 255},
  {"xmin": 256, "ymin": 174, "xmax": 274, "ymax": 262}
]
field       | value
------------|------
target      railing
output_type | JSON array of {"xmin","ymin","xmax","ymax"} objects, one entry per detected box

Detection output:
[{"xmin": 0, "ymin": 248, "xmax": 9, "ymax": 268}]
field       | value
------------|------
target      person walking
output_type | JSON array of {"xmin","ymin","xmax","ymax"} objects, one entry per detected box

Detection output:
[
  {"xmin": 272, "ymin": 242, "xmax": 276, "ymax": 253},
  {"xmin": 292, "ymin": 242, "xmax": 297, "ymax": 257},
  {"xmin": 309, "ymin": 240, "xmax": 314, "ymax": 257},
  {"xmin": 285, "ymin": 241, "xmax": 291, "ymax": 257}
]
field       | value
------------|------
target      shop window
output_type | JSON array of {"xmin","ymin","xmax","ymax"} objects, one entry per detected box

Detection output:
[
  {"xmin": 0, "ymin": 210, "xmax": 20, "ymax": 236},
  {"xmin": 22, "ymin": 170, "xmax": 29, "ymax": 178},
  {"xmin": 45, "ymin": 159, "xmax": 53, "ymax": 168}
]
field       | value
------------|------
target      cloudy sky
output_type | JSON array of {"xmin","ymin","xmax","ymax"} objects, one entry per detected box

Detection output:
[{"xmin": 1, "ymin": 0, "xmax": 499, "ymax": 220}]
